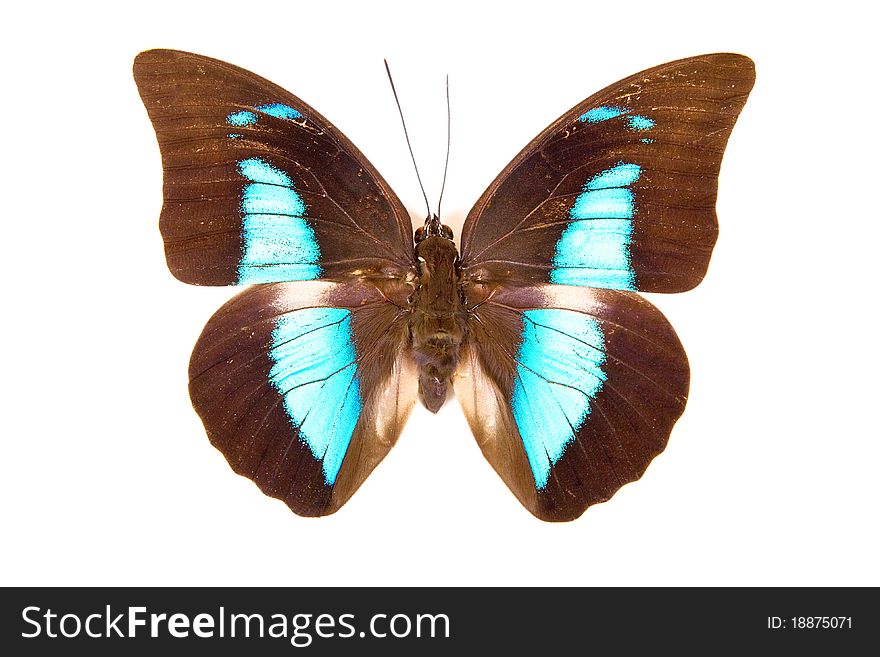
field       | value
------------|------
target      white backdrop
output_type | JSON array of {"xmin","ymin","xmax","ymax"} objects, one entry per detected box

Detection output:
[{"xmin": 3, "ymin": 0, "xmax": 877, "ymax": 586}]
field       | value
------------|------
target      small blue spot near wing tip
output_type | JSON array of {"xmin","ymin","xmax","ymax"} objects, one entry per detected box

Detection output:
[
  {"xmin": 579, "ymin": 106, "xmax": 627, "ymax": 123},
  {"xmin": 627, "ymin": 114, "xmax": 655, "ymax": 131},
  {"xmin": 226, "ymin": 103, "xmax": 302, "ymax": 129},
  {"xmin": 578, "ymin": 107, "xmax": 656, "ymax": 134},
  {"xmin": 258, "ymin": 103, "xmax": 303, "ymax": 120},
  {"xmin": 226, "ymin": 110, "xmax": 257, "ymax": 127}
]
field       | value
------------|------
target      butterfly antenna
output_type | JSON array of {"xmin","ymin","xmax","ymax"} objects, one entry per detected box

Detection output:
[
  {"xmin": 436, "ymin": 73, "xmax": 451, "ymax": 220},
  {"xmin": 384, "ymin": 60, "xmax": 431, "ymax": 220}
]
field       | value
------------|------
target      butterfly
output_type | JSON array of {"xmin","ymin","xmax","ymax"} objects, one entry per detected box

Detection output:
[{"xmin": 133, "ymin": 50, "xmax": 754, "ymax": 521}]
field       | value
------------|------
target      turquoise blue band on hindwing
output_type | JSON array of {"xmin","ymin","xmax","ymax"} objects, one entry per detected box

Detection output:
[
  {"xmin": 510, "ymin": 309, "xmax": 607, "ymax": 490},
  {"xmin": 268, "ymin": 308, "xmax": 362, "ymax": 486},
  {"xmin": 224, "ymin": 103, "xmax": 323, "ymax": 284}
]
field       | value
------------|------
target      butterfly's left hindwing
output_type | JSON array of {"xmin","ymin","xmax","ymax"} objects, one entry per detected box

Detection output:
[
  {"xmin": 454, "ymin": 284, "xmax": 689, "ymax": 521},
  {"xmin": 134, "ymin": 50, "xmax": 415, "ymax": 286},
  {"xmin": 188, "ymin": 281, "xmax": 417, "ymax": 516}
]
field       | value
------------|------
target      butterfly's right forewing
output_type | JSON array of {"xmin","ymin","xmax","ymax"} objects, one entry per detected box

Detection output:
[{"xmin": 134, "ymin": 49, "xmax": 416, "ymax": 286}]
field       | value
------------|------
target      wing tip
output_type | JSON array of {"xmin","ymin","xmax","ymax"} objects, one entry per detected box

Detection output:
[
  {"xmin": 133, "ymin": 49, "xmax": 202, "ymax": 83},
  {"xmin": 699, "ymin": 52, "xmax": 757, "ymax": 88},
  {"xmin": 133, "ymin": 49, "xmax": 169, "ymax": 76},
  {"xmin": 134, "ymin": 48, "xmax": 185, "ymax": 64}
]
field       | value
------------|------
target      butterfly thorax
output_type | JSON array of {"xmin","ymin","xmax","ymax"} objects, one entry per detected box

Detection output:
[{"xmin": 410, "ymin": 234, "xmax": 466, "ymax": 413}]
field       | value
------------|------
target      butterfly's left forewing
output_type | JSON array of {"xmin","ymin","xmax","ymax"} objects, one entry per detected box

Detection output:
[
  {"xmin": 189, "ymin": 280, "xmax": 417, "ymax": 515},
  {"xmin": 455, "ymin": 53, "xmax": 755, "ymax": 520},
  {"xmin": 454, "ymin": 53, "xmax": 753, "ymax": 519},
  {"xmin": 459, "ymin": 53, "xmax": 755, "ymax": 293}
]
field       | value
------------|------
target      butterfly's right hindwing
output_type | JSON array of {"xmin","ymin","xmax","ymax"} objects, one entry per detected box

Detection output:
[{"xmin": 188, "ymin": 280, "xmax": 418, "ymax": 516}]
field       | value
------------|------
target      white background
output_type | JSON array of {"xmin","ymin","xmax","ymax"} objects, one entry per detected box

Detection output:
[{"xmin": 3, "ymin": 1, "xmax": 877, "ymax": 586}]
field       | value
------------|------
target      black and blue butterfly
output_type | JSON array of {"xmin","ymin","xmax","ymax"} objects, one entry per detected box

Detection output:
[{"xmin": 133, "ymin": 50, "xmax": 754, "ymax": 521}]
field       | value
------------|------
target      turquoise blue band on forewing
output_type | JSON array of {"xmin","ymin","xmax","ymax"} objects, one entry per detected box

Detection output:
[
  {"xmin": 511, "ymin": 309, "xmax": 607, "ymax": 490},
  {"xmin": 235, "ymin": 157, "xmax": 322, "ymax": 284},
  {"xmin": 552, "ymin": 104, "xmax": 658, "ymax": 291},
  {"xmin": 551, "ymin": 161, "xmax": 642, "ymax": 290},
  {"xmin": 268, "ymin": 308, "xmax": 362, "ymax": 486},
  {"xmin": 224, "ymin": 104, "xmax": 319, "ymax": 284}
]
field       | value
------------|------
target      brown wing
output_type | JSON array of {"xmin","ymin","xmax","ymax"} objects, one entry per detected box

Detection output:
[
  {"xmin": 134, "ymin": 49, "xmax": 415, "ymax": 286},
  {"xmin": 459, "ymin": 53, "xmax": 755, "ymax": 293},
  {"xmin": 188, "ymin": 280, "xmax": 418, "ymax": 515},
  {"xmin": 454, "ymin": 284, "xmax": 689, "ymax": 521}
]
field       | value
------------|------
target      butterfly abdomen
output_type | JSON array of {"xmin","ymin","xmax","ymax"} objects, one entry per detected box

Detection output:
[{"xmin": 410, "ymin": 235, "xmax": 467, "ymax": 413}]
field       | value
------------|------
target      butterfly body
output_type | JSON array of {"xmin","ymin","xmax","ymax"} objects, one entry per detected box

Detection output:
[
  {"xmin": 134, "ymin": 50, "xmax": 754, "ymax": 520},
  {"xmin": 410, "ymin": 225, "xmax": 466, "ymax": 412}
]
